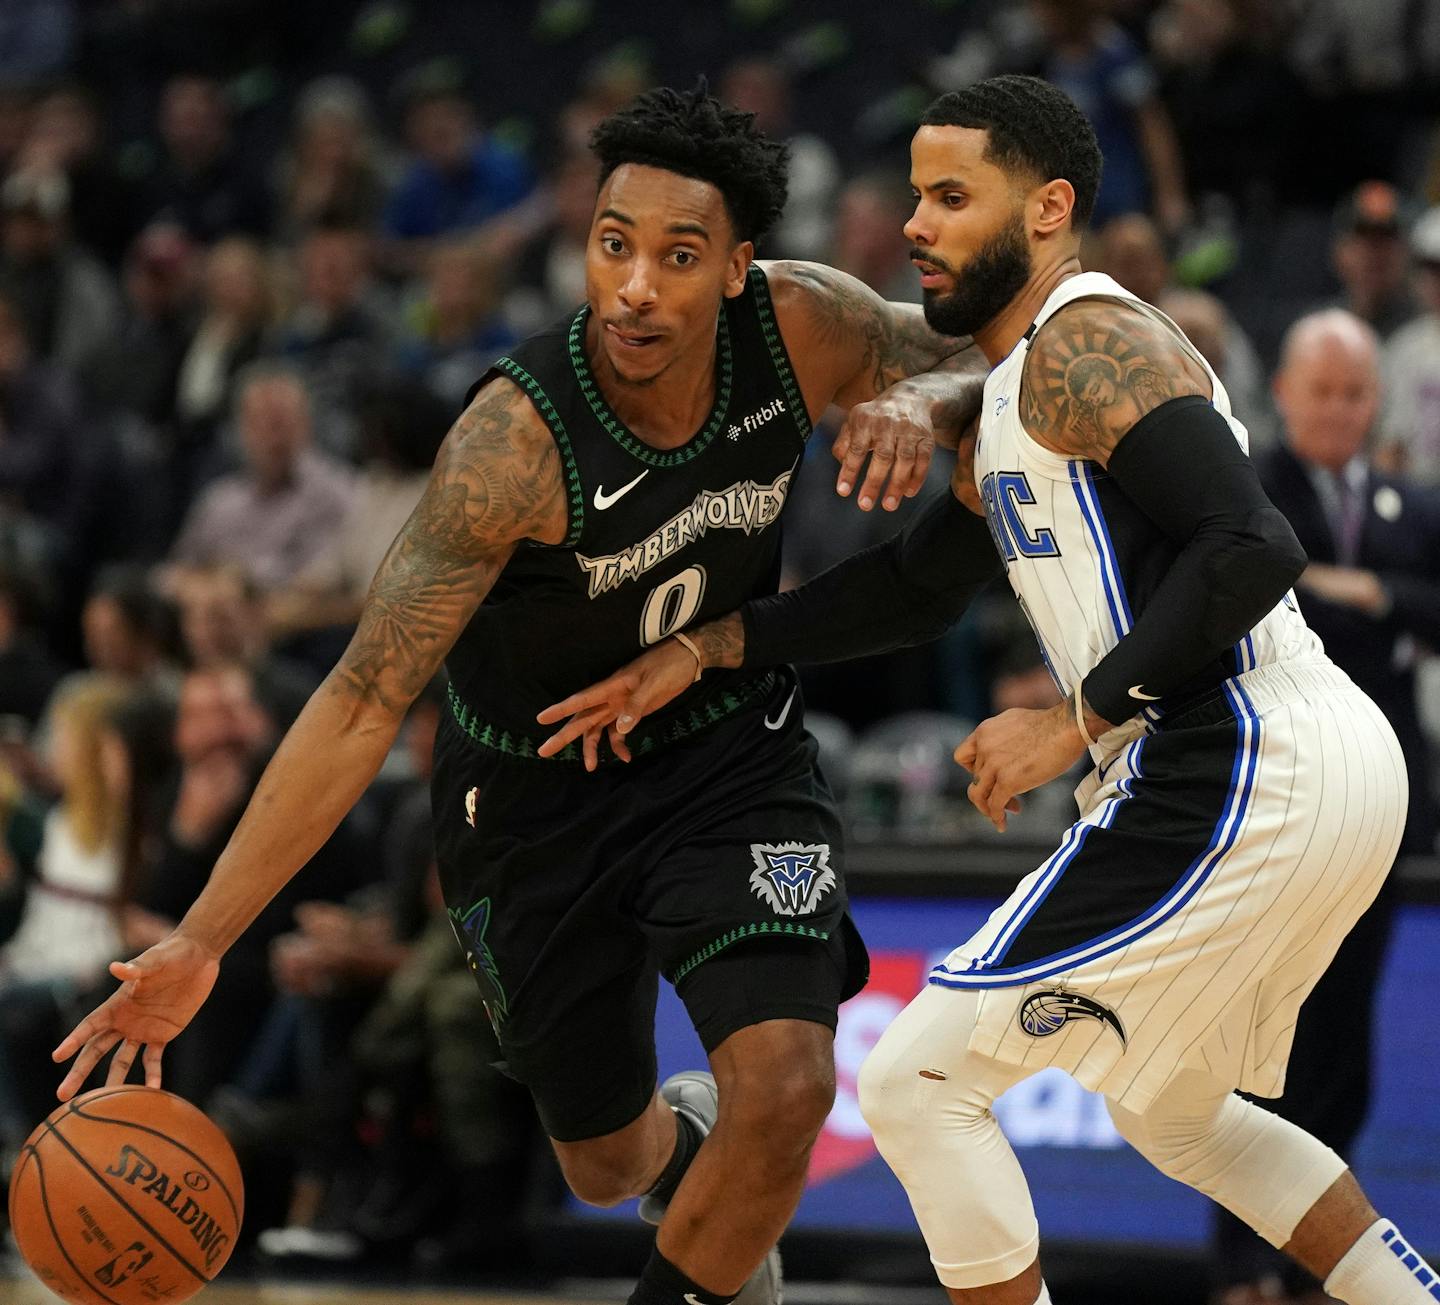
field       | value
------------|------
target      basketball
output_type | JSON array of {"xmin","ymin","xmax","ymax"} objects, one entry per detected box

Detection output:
[{"xmin": 7, "ymin": 1085, "xmax": 244, "ymax": 1304}]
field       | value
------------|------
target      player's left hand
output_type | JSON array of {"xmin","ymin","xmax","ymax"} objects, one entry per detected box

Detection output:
[
  {"xmin": 832, "ymin": 388, "xmax": 937, "ymax": 512},
  {"xmin": 954, "ymin": 703, "xmax": 1087, "ymax": 832},
  {"xmin": 536, "ymin": 638, "xmax": 699, "ymax": 770}
]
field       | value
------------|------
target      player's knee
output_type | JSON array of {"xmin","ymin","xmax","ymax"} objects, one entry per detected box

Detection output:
[
  {"xmin": 555, "ymin": 1143, "xmax": 655, "ymax": 1208},
  {"xmin": 718, "ymin": 1028, "xmax": 835, "ymax": 1153},
  {"xmin": 726, "ymin": 1057, "xmax": 835, "ymax": 1149}
]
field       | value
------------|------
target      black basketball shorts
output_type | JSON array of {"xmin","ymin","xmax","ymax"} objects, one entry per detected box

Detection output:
[{"xmin": 430, "ymin": 670, "xmax": 870, "ymax": 1142}]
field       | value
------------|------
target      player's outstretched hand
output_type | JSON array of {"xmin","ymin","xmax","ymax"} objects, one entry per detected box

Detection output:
[
  {"xmin": 52, "ymin": 930, "xmax": 220, "ymax": 1101},
  {"xmin": 954, "ymin": 703, "xmax": 1088, "ymax": 832},
  {"xmin": 832, "ymin": 387, "xmax": 936, "ymax": 512},
  {"xmin": 537, "ymin": 638, "xmax": 698, "ymax": 770}
]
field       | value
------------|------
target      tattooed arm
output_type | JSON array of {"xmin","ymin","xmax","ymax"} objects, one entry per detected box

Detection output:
[
  {"xmin": 1019, "ymin": 297, "xmax": 1212, "ymax": 465},
  {"xmin": 180, "ymin": 378, "xmax": 566, "ymax": 954},
  {"xmin": 764, "ymin": 259, "xmax": 989, "ymax": 509}
]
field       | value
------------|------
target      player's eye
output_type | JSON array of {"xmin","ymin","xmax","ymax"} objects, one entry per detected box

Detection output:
[
  {"xmin": 944, "ymin": 193, "xmax": 966, "ymax": 208},
  {"xmin": 601, "ymin": 235, "xmax": 626, "ymax": 255},
  {"xmin": 669, "ymin": 249, "xmax": 697, "ymax": 267}
]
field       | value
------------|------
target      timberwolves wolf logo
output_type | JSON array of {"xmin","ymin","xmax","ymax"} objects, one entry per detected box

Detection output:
[
  {"xmin": 1019, "ymin": 989, "xmax": 1127, "ymax": 1047},
  {"xmin": 748, "ymin": 843, "xmax": 836, "ymax": 917},
  {"xmin": 447, "ymin": 897, "xmax": 509, "ymax": 1031}
]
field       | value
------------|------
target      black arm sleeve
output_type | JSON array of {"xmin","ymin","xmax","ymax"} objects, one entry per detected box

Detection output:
[
  {"xmin": 740, "ymin": 487, "xmax": 1002, "ymax": 669},
  {"xmin": 1082, "ymin": 395, "xmax": 1308, "ymax": 724}
]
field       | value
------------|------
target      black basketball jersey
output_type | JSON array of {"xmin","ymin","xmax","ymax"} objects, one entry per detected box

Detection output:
[{"xmin": 444, "ymin": 264, "xmax": 811, "ymax": 763}]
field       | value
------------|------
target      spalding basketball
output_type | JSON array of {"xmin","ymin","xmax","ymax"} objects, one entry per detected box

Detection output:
[{"xmin": 8, "ymin": 1085, "xmax": 243, "ymax": 1304}]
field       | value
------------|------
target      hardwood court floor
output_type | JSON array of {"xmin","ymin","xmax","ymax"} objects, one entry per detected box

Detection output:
[{"xmin": 0, "ymin": 1282, "xmax": 615, "ymax": 1305}]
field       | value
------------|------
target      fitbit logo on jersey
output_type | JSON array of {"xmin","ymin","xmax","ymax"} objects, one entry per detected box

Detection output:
[
  {"xmin": 577, "ymin": 471, "xmax": 792, "ymax": 597},
  {"xmin": 726, "ymin": 397, "xmax": 787, "ymax": 441}
]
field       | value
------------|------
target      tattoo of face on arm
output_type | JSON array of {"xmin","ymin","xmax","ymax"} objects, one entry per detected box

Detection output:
[
  {"xmin": 1019, "ymin": 300, "xmax": 1212, "ymax": 465},
  {"xmin": 329, "ymin": 379, "xmax": 567, "ymax": 719}
]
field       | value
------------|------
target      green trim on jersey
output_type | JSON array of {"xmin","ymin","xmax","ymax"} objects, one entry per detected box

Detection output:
[
  {"xmin": 447, "ymin": 671, "xmax": 778, "ymax": 765},
  {"xmin": 566, "ymin": 304, "xmax": 735, "ymax": 467},
  {"xmin": 749, "ymin": 265, "xmax": 813, "ymax": 441},
  {"xmin": 671, "ymin": 921, "xmax": 831, "ymax": 985},
  {"xmin": 491, "ymin": 356, "xmax": 585, "ymax": 547}
]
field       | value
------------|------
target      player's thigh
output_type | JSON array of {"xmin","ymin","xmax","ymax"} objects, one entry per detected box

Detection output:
[{"xmin": 431, "ymin": 724, "xmax": 660, "ymax": 1143}]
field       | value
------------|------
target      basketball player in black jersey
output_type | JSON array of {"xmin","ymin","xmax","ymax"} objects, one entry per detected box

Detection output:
[{"xmin": 50, "ymin": 87, "xmax": 994, "ymax": 1305}]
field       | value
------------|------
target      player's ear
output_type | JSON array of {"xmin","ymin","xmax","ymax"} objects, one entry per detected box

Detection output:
[
  {"xmin": 1033, "ymin": 179, "xmax": 1075, "ymax": 238},
  {"xmin": 725, "ymin": 240, "xmax": 754, "ymax": 298}
]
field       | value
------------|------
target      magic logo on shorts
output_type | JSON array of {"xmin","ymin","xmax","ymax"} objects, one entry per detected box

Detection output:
[
  {"xmin": 749, "ymin": 842, "xmax": 836, "ymax": 917},
  {"xmin": 1019, "ymin": 988, "xmax": 1127, "ymax": 1047}
]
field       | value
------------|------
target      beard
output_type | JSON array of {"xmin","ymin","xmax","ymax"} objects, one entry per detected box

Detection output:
[{"xmin": 918, "ymin": 213, "xmax": 1032, "ymax": 338}]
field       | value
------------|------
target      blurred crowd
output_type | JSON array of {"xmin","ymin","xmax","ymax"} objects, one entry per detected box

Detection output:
[{"xmin": 0, "ymin": 0, "xmax": 1437, "ymax": 1286}]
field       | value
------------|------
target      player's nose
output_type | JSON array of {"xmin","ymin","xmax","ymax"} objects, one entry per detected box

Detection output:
[{"xmin": 617, "ymin": 260, "xmax": 659, "ymax": 311}]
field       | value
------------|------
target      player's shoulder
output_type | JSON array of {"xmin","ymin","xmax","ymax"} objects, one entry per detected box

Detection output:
[
  {"xmin": 1020, "ymin": 294, "xmax": 1211, "ymax": 464},
  {"xmin": 458, "ymin": 373, "xmax": 557, "ymax": 453}
]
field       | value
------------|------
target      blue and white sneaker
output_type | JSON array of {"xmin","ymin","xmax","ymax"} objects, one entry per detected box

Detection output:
[{"xmin": 638, "ymin": 1070, "xmax": 784, "ymax": 1304}]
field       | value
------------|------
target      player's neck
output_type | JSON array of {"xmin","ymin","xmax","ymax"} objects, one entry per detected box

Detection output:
[
  {"xmin": 973, "ymin": 254, "xmax": 1085, "ymax": 365},
  {"xmin": 589, "ymin": 326, "xmax": 720, "ymax": 450}
]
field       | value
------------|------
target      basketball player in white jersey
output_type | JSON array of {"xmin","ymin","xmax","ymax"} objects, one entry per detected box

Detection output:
[{"xmin": 536, "ymin": 75, "xmax": 1435, "ymax": 1305}]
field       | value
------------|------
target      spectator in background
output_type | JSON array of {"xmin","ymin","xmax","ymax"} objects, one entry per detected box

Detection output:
[
  {"xmin": 720, "ymin": 57, "xmax": 840, "ymax": 260},
  {"xmin": 0, "ymin": 0, "xmax": 75, "ymax": 87},
  {"xmin": 170, "ymin": 364, "xmax": 354, "ymax": 592},
  {"xmin": 395, "ymin": 236, "xmax": 515, "ymax": 409},
  {"xmin": 272, "ymin": 76, "xmax": 389, "ymax": 245},
  {"xmin": 1150, "ymin": 0, "xmax": 1298, "ymax": 219},
  {"xmin": 1379, "ymin": 204, "xmax": 1440, "ymax": 486},
  {"xmin": 132, "ymin": 662, "xmax": 370, "ymax": 1108},
  {"xmin": 1158, "ymin": 286, "xmax": 1275, "ymax": 449},
  {"xmin": 82, "ymin": 223, "xmax": 199, "ymax": 434},
  {"xmin": 380, "ymin": 72, "xmax": 533, "ymax": 273},
  {"xmin": 1094, "ymin": 212, "xmax": 1271, "ymax": 442},
  {"xmin": 506, "ymin": 148, "xmax": 596, "ymax": 333},
  {"xmin": 265, "ymin": 377, "xmax": 446, "ymax": 657},
  {"xmin": 79, "ymin": 565, "xmax": 180, "ymax": 691},
  {"xmin": 1023, "ymin": 0, "xmax": 1190, "ymax": 232},
  {"xmin": 0, "ymin": 168, "xmax": 119, "ymax": 377},
  {"xmin": 0, "ymin": 287, "xmax": 80, "ymax": 559},
  {"xmin": 171, "ymin": 236, "xmax": 273, "ymax": 508},
  {"xmin": 0, "ymin": 568, "xmax": 61, "ymax": 729},
  {"xmin": 1213, "ymin": 309, "xmax": 1440, "ymax": 1304},
  {"xmin": 18, "ymin": 83, "xmax": 136, "ymax": 266},
  {"xmin": 135, "ymin": 73, "xmax": 270, "ymax": 244},
  {"xmin": 271, "ymin": 223, "xmax": 393, "ymax": 460},
  {"xmin": 169, "ymin": 563, "xmax": 317, "ymax": 729},
  {"xmin": 0, "ymin": 675, "xmax": 130, "ymax": 1152},
  {"xmin": 829, "ymin": 172, "xmax": 919, "ymax": 305},
  {"xmin": 1327, "ymin": 180, "xmax": 1417, "ymax": 342}
]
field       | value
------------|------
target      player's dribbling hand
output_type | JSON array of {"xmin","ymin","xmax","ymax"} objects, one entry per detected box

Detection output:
[
  {"xmin": 954, "ymin": 703, "xmax": 1087, "ymax": 832},
  {"xmin": 536, "ymin": 639, "xmax": 697, "ymax": 770},
  {"xmin": 832, "ymin": 389, "xmax": 936, "ymax": 511},
  {"xmin": 51, "ymin": 930, "xmax": 220, "ymax": 1101}
]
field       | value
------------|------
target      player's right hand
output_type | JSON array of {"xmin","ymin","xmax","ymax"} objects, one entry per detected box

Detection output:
[
  {"xmin": 52, "ymin": 930, "xmax": 220, "ymax": 1101},
  {"xmin": 536, "ymin": 638, "xmax": 697, "ymax": 770}
]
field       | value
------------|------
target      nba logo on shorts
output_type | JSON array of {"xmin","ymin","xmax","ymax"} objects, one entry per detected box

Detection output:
[{"xmin": 749, "ymin": 842, "xmax": 836, "ymax": 917}]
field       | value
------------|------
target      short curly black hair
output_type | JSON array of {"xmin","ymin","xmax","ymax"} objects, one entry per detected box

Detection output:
[
  {"xmin": 589, "ymin": 81, "xmax": 789, "ymax": 245},
  {"xmin": 921, "ymin": 75, "xmax": 1103, "ymax": 229}
]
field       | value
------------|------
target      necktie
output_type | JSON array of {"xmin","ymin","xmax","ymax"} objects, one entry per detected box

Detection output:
[{"xmin": 1331, "ymin": 470, "xmax": 1364, "ymax": 566}]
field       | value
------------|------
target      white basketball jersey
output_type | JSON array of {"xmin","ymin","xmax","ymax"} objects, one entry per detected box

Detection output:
[{"xmin": 973, "ymin": 272, "xmax": 1323, "ymax": 750}]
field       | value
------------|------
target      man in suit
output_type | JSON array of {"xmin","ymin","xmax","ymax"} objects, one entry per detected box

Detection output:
[{"xmin": 1213, "ymin": 307, "xmax": 1440, "ymax": 1305}]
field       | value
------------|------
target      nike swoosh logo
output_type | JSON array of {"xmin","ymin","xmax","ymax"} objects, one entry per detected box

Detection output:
[
  {"xmin": 1128, "ymin": 685, "xmax": 1161, "ymax": 701},
  {"xmin": 593, "ymin": 469, "xmax": 649, "ymax": 510},
  {"xmin": 764, "ymin": 686, "xmax": 797, "ymax": 730}
]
